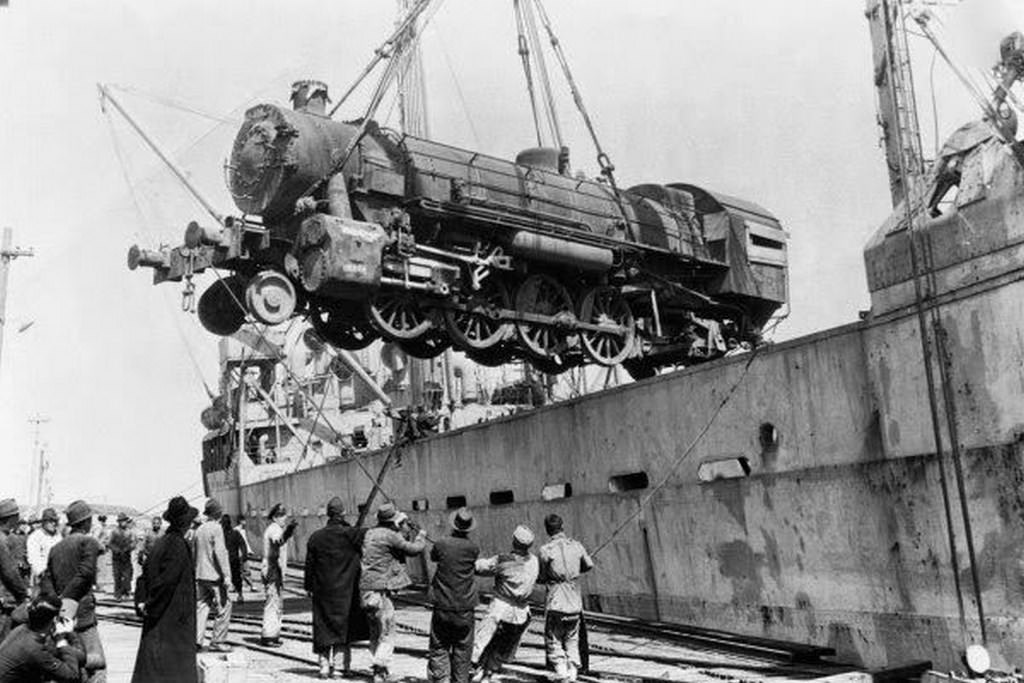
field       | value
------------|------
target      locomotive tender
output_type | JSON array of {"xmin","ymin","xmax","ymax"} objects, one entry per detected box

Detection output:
[{"xmin": 129, "ymin": 81, "xmax": 789, "ymax": 377}]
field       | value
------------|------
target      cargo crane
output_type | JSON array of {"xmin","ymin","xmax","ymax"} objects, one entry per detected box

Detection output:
[{"xmin": 123, "ymin": 1, "xmax": 789, "ymax": 379}]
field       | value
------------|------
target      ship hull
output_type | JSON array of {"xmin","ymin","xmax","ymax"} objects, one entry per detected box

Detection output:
[{"xmin": 209, "ymin": 267, "xmax": 1024, "ymax": 670}]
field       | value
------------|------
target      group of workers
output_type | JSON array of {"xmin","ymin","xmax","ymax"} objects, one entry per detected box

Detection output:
[
  {"xmin": 0, "ymin": 492, "xmax": 595, "ymax": 683},
  {"xmin": 299, "ymin": 498, "xmax": 594, "ymax": 683}
]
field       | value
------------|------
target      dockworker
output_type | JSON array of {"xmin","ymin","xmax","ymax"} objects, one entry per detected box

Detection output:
[
  {"xmin": 360, "ymin": 503, "xmax": 427, "ymax": 683},
  {"xmin": 131, "ymin": 496, "xmax": 199, "ymax": 683},
  {"xmin": 92, "ymin": 516, "xmax": 111, "ymax": 594},
  {"xmin": 538, "ymin": 514, "xmax": 594, "ymax": 683},
  {"xmin": 0, "ymin": 499, "xmax": 29, "ymax": 642},
  {"xmin": 9, "ymin": 523, "xmax": 29, "ymax": 585},
  {"xmin": 107, "ymin": 514, "xmax": 135, "ymax": 601},
  {"xmin": 427, "ymin": 507, "xmax": 480, "ymax": 683},
  {"xmin": 233, "ymin": 515, "xmax": 254, "ymax": 591},
  {"xmin": 219, "ymin": 515, "xmax": 246, "ymax": 603},
  {"xmin": 0, "ymin": 594, "xmax": 85, "ymax": 682},
  {"xmin": 194, "ymin": 498, "xmax": 233, "ymax": 653},
  {"xmin": 471, "ymin": 525, "xmax": 540, "ymax": 683},
  {"xmin": 26, "ymin": 508, "xmax": 61, "ymax": 591},
  {"xmin": 42, "ymin": 500, "xmax": 106, "ymax": 683},
  {"xmin": 260, "ymin": 503, "xmax": 297, "ymax": 647},
  {"xmin": 137, "ymin": 517, "xmax": 162, "ymax": 569},
  {"xmin": 304, "ymin": 497, "xmax": 365, "ymax": 679}
]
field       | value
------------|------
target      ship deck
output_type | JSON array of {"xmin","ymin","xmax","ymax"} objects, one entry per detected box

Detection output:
[{"xmin": 94, "ymin": 566, "xmax": 886, "ymax": 682}]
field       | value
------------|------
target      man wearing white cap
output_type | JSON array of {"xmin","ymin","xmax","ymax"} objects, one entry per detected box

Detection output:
[
  {"xmin": 471, "ymin": 525, "xmax": 540, "ymax": 683},
  {"xmin": 26, "ymin": 508, "xmax": 61, "ymax": 590}
]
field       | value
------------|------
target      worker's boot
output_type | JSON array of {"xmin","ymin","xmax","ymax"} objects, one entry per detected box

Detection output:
[
  {"xmin": 333, "ymin": 646, "xmax": 351, "ymax": 678},
  {"xmin": 318, "ymin": 654, "xmax": 331, "ymax": 679}
]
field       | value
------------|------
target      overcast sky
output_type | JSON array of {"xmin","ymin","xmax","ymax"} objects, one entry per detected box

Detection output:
[{"xmin": 0, "ymin": 0, "xmax": 1019, "ymax": 512}]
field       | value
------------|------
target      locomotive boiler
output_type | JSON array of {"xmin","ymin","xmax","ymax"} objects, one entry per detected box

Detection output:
[{"xmin": 129, "ymin": 81, "xmax": 789, "ymax": 377}]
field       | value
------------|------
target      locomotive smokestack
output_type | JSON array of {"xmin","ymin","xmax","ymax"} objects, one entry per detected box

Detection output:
[{"xmin": 290, "ymin": 79, "xmax": 330, "ymax": 116}]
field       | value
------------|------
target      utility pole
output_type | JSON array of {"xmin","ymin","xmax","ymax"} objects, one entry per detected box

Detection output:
[
  {"xmin": 27, "ymin": 414, "xmax": 50, "ymax": 515},
  {"xmin": 0, "ymin": 227, "xmax": 35, "ymax": 377}
]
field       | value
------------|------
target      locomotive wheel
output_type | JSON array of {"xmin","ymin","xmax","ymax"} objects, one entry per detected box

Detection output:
[
  {"xmin": 514, "ymin": 274, "xmax": 577, "ymax": 361},
  {"xmin": 309, "ymin": 302, "xmax": 378, "ymax": 351},
  {"xmin": 578, "ymin": 287, "xmax": 636, "ymax": 366},
  {"xmin": 465, "ymin": 343, "xmax": 516, "ymax": 368},
  {"xmin": 246, "ymin": 270, "xmax": 297, "ymax": 326},
  {"xmin": 400, "ymin": 330, "xmax": 451, "ymax": 360},
  {"xmin": 367, "ymin": 290, "xmax": 433, "ymax": 341},
  {"xmin": 443, "ymin": 278, "xmax": 513, "ymax": 352}
]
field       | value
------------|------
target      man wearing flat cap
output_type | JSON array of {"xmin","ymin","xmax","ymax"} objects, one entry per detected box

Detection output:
[
  {"xmin": 472, "ymin": 525, "xmax": 540, "ymax": 683},
  {"xmin": 0, "ymin": 499, "xmax": 29, "ymax": 643},
  {"xmin": 107, "ymin": 514, "xmax": 135, "ymax": 602},
  {"xmin": 427, "ymin": 507, "xmax": 480, "ymax": 683},
  {"xmin": 131, "ymin": 496, "xmax": 199, "ymax": 683},
  {"xmin": 42, "ymin": 499, "xmax": 106, "ymax": 682},
  {"xmin": 261, "ymin": 503, "xmax": 298, "ymax": 647},
  {"xmin": 360, "ymin": 502, "xmax": 427, "ymax": 683},
  {"xmin": 26, "ymin": 508, "xmax": 61, "ymax": 591},
  {"xmin": 304, "ymin": 497, "xmax": 365, "ymax": 679},
  {"xmin": 194, "ymin": 498, "xmax": 233, "ymax": 653}
]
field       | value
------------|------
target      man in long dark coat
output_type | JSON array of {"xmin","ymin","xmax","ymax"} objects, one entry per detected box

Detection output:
[
  {"xmin": 131, "ymin": 496, "xmax": 199, "ymax": 683},
  {"xmin": 304, "ymin": 497, "xmax": 365, "ymax": 680}
]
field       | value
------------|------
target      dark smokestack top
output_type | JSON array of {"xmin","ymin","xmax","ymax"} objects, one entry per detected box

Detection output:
[{"xmin": 290, "ymin": 80, "xmax": 330, "ymax": 116}]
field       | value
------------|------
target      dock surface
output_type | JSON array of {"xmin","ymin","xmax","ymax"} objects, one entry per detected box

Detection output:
[{"xmin": 94, "ymin": 571, "xmax": 871, "ymax": 682}]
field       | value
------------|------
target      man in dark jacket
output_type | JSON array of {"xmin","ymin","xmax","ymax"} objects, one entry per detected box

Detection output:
[
  {"xmin": 0, "ymin": 594, "xmax": 84, "ymax": 682},
  {"xmin": 0, "ymin": 499, "xmax": 29, "ymax": 643},
  {"xmin": 304, "ymin": 497, "xmax": 365, "ymax": 679},
  {"xmin": 360, "ymin": 503, "xmax": 427, "ymax": 683},
  {"xmin": 107, "ymin": 514, "xmax": 135, "ymax": 601},
  {"xmin": 42, "ymin": 500, "xmax": 105, "ymax": 683},
  {"xmin": 427, "ymin": 507, "xmax": 480, "ymax": 683},
  {"xmin": 131, "ymin": 496, "xmax": 199, "ymax": 683}
]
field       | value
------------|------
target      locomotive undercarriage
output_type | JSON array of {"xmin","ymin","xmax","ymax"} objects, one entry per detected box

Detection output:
[{"xmin": 137, "ymin": 206, "xmax": 748, "ymax": 379}]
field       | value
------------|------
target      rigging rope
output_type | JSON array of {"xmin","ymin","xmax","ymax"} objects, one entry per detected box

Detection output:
[
  {"xmin": 523, "ymin": 0, "xmax": 563, "ymax": 148},
  {"xmin": 102, "ymin": 105, "xmax": 216, "ymax": 397},
  {"xmin": 328, "ymin": 0, "xmax": 437, "ymax": 118},
  {"xmin": 431, "ymin": 23, "xmax": 482, "ymax": 148},
  {"xmin": 591, "ymin": 349, "xmax": 762, "ymax": 557},
  {"xmin": 514, "ymin": 0, "xmax": 545, "ymax": 147},
  {"xmin": 532, "ymin": 0, "xmax": 617, "ymax": 185}
]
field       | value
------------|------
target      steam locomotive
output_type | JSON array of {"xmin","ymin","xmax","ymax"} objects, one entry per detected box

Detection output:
[{"xmin": 129, "ymin": 81, "xmax": 789, "ymax": 378}]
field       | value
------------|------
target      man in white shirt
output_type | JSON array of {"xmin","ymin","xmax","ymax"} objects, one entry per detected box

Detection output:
[
  {"xmin": 261, "ymin": 503, "xmax": 297, "ymax": 647},
  {"xmin": 25, "ymin": 508, "xmax": 61, "ymax": 590}
]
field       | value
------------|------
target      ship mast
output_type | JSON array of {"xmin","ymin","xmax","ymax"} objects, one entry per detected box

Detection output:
[{"xmin": 866, "ymin": 0, "xmax": 927, "ymax": 207}]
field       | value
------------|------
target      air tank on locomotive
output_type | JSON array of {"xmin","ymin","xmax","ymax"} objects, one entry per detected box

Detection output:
[{"xmin": 129, "ymin": 80, "xmax": 789, "ymax": 376}]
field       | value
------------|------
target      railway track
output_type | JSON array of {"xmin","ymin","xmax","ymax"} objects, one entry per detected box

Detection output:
[
  {"xmin": 95, "ymin": 600, "xmax": 622, "ymax": 682},
  {"xmin": 275, "ymin": 560, "xmax": 838, "ymax": 670}
]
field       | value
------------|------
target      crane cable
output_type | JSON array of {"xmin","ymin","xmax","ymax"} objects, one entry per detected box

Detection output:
[
  {"xmin": 102, "ymin": 106, "xmax": 216, "ymax": 399},
  {"xmin": 328, "ymin": 0, "xmax": 437, "ymax": 118},
  {"xmin": 532, "ymin": 0, "xmax": 617, "ymax": 187},
  {"xmin": 299, "ymin": 0, "xmax": 446, "ymax": 203},
  {"xmin": 513, "ymin": 0, "xmax": 545, "ymax": 148},
  {"xmin": 522, "ymin": 0, "xmax": 563, "ymax": 148}
]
